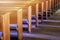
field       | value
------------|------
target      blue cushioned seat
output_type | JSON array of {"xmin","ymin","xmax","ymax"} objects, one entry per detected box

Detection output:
[
  {"xmin": 10, "ymin": 24, "xmax": 36, "ymax": 29},
  {"xmin": 32, "ymin": 15, "xmax": 36, "ymax": 20},
  {"xmin": 10, "ymin": 30, "xmax": 18, "ymax": 37},
  {"xmin": 23, "ymin": 24, "xmax": 36, "ymax": 29},
  {"xmin": 10, "ymin": 18, "xmax": 41, "ymax": 29},
  {"xmin": 10, "ymin": 24, "xmax": 18, "ymax": 29},
  {"xmin": 23, "ymin": 19, "xmax": 37, "ymax": 23},
  {"xmin": 0, "ymin": 32, "xmax": 2, "ymax": 37},
  {"xmin": 32, "ymin": 20, "xmax": 36, "ymax": 23},
  {"xmin": 23, "ymin": 19, "xmax": 28, "ymax": 23}
]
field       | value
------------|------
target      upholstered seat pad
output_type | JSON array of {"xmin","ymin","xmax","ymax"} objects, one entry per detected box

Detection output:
[
  {"xmin": 0, "ymin": 31, "xmax": 18, "ymax": 37},
  {"xmin": 0, "ymin": 32, "xmax": 2, "ymax": 37},
  {"xmin": 23, "ymin": 19, "xmax": 41, "ymax": 23},
  {"xmin": 10, "ymin": 30, "xmax": 18, "ymax": 37},
  {"xmin": 10, "ymin": 24, "xmax": 18, "ymax": 29},
  {"xmin": 10, "ymin": 18, "xmax": 41, "ymax": 29},
  {"xmin": 10, "ymin": 24, "xmax": 36, "ymax": 29}
]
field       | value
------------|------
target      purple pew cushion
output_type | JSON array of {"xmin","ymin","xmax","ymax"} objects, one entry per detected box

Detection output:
[
  {"xmin": 23, "ymin": 24, "xmax": 36, "ymax": 29},
  {"xmin": 10, "ymin": 30, "xmax": 18, "ymax": 37},
  {"xmin": 10, "ymin": 24, "xmax": 18, "ymax": 29},
  {"xmin": 0, "ymin": 32, "xmax": 2, "ymax": 37},
  {"xmin": 22, "ymin": 19, "xmax": 28, "ymax": 23},
  {"xmin": 10, "ymin": 24, "xmax": 36, "ymax": 29}
]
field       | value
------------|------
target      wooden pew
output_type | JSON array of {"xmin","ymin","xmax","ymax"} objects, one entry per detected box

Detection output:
[
  {"xmin": 9, "ymin": 8, "xmax": 23, "ymax": 40},
  {"xmin": 29, "ymin": 0, "xmax": 53, "ymax": 24},
  {"xmin": 1, "ymin": 13, "xmax": 10, "ymax": 40},
  {"xmin": 41, "ymin": 0, "xmax": 49, "ymax": 20},
  {"xmin": 46, "ymin": 1, "xmax": 48, "ymax": 19},
  {"xmin": 49, "ymin": 0, "xmax": 52, "ymax": 16},
  {"xmin": 36, "ymin": 3, "xmax": 39, "ymax": 27},
  {"xmin": 41, "ymin": 2, "xmax": 44, "ymax": 23},
  {"xmin": 17, "ymin": 9, "xmax": 23, "ymax": 40},
  {"xmin": 28, "ymin": 5, "xmax": 32, "ymax": 33},
  {"xmin": 27, "ymin": 3, "xmax": 40, "ymax": 32},
  {"xmin": 28, "ymin": 1, "xmax": 42, "ymax": 27},
  {"xmin": 28, "ymin": 3, "xmax": 39, "ymax": 27},
  {"xmin": 30, "ymin": 0, "xmax": 46, "ymax": 23}
]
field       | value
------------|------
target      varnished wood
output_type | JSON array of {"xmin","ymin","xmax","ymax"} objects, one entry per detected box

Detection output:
[
  {"xmin": 41, "ymin": 2, "xmax": 44, "ymax": 23},
  {"xmin": 17, "ymin": 9, "xmax": 23, "ymax": 40},
  {"xmin": 36, "ymin": 3, "xmax": 39, "ymax": 27},
  {"xmin": 2, "ymin": 13, "xmax": 10, "ymax": 40},
  {"xmin": 0, "ymin": 1, "xmax": 34, "ymax": 3},
  {"xmin": 28, "ymin": 6, "xmax": 32, "ymax": 33},
  {"xmin": 46, "ymin": 1, "xmax": 48, "ymax": 19},
  {"xmin": 53, "ymin": 0, "xmax": 55, "ymax": 16},
  {"xmin": 0, "ymin": 37, "xmax": 3, "ymax": 40},
  {"xmin": 49, "ymin": 0, "xmax": 52, "ymax": 16}
]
